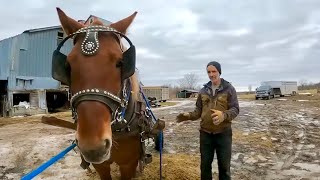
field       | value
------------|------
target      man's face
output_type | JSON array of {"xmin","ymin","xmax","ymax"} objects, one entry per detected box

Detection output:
[{"xmin": 207, "ymin": 65, "xmax": 220, "ymax": 83}]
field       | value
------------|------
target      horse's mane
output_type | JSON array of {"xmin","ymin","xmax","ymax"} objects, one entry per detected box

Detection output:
[
  {"xmin": 129, "ymin": 72, "xmax": 139, "ymax": 101},
  {"xmin": 88, "ymin": 19, "xmax": 140, "ymax": 101}
]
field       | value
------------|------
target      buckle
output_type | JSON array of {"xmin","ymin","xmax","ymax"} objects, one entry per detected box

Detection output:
[
  {"xmin": 140, "ymin": 131, "xmax": 146, "ymax": 142},
  {"xmin": 144, "ymin": 107, "xmax": 151, "ymax": 118},
  {"xmin": 144, "ymin": 153, "xmax": 153, "ymax": 164},
  {"xmin": 72, "ymin": 108, "xmax": 78, "ymax": 120}
]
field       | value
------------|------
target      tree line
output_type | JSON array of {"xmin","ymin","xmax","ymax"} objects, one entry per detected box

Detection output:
[
  {"xmin": 162, "ymin": 73, "xmax": 200, "ymax": 98},
  {"xmin": 298, "ymin": 79, "xmax": 320, "ymax": 90}
]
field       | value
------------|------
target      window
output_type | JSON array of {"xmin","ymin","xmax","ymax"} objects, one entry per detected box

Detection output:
[{"xmin": 57, "ymin": 31, "xmax": 64, "ymax": 46}]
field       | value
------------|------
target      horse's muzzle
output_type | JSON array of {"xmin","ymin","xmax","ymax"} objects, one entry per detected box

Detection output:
[
  {"xmin": 77, "ymin": 139, "xmax": 112, "ymax": 164},
  {"xmin": 81, "ymin": 147, "xmax": 111, "ymax": 164}
]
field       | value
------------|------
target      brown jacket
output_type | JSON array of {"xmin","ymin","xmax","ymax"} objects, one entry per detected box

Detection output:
[{"xmin": 189, "ymin": 79, "xmax": 239, "ymax": 134}]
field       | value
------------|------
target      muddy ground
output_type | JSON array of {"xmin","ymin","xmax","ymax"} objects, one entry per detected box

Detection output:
[{"xmin": 0, "ymin": 94, "xmax": 319, "ymax": 180}]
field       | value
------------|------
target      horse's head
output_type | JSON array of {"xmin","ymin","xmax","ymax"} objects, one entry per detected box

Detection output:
[{"xmin": 54, "ymin": 8, "xmax": 137, "ymax": 163}]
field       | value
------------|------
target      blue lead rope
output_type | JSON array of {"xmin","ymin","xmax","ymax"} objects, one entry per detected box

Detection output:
[
  {"xmin": 22, "ymin": 85, "xmax": 163, "ymax": 180},
  {"xmin": 21, "ymin": 143, "xmax": 76, "ymax": 180},
  {"xmin": 140, "ymin": 87, "xmax": 157, "ymax": 123}
]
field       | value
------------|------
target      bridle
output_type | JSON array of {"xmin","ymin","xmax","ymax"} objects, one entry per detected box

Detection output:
[{"xmin": 51, "ymin": 25, "xmax": 136, "ymax": 125}]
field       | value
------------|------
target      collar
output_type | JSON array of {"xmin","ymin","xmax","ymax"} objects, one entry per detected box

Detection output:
[{"xmin": 204, "ymin": 78, "xmax": 225, "ymax": 91}]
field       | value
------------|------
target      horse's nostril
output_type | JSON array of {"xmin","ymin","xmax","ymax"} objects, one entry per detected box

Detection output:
[{"xmin": 105, "ymin": 139, "xmax": 111, "ymax": 148}]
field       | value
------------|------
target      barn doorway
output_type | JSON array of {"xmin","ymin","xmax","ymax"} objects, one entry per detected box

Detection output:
[
  {"xmin": 13, "ymin": 93, "xmax": 30, "ymax": 105},
  {"xmin": 46, "ymin": 91, "xmax": 69, "ymax": 112},
  {"xmin": 0, "ymin": 80, "xmax": 8, "ymax": 117}
]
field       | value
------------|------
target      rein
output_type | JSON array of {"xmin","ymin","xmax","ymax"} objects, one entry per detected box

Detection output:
[
  {"xmin": 21, "ymin": 143, "xmax": 77, "ymax": 180},
  {"xmin": 21, "ymin": 83, "xmax": 164, "ymax": 180}
]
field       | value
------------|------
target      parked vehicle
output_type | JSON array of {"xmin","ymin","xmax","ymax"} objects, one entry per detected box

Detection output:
[
  {"xmin": 255, "ymin": 81, "xmax": 298, "ymax": 100},
  {"xmin": 147, "ymin": 97, "xmax": 161, "ymax": 107},
  {"xmin": 255, "ymin": 85, "xmax": 275, "ymax": 100},
  {"xmin": 141, "ymin": 86, "xmax": 169, "ymax": 102}
]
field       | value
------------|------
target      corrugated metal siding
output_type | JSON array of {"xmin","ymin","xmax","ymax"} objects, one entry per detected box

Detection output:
[
  {"xmin": 7, "ymin": 36, "xmax": 20, "ymax": 90},
  {"xmin": 0, "ymin": 38, "xmax": 13, "ymax": 80},
  {"xmin": 18, "ymin": 29, "xmax": 73, "ymax": 77},
  {"xmin": 2, "ymin": 27, "xmax": 73, "ymax": 90}
]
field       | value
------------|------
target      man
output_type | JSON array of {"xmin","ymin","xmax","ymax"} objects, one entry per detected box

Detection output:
[{"xmin": 176, "ymin": 61, "xmax": 239, "ymax": 180}]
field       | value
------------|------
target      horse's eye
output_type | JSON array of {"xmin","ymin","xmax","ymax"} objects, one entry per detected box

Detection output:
[{"xmin": 116, "ymin": 61, "xmax": 123, "ymax": 68}]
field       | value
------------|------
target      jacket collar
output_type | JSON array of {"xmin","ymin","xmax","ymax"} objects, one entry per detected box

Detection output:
[
  {"xmin": 202, "ymin": 78, "xmax": 227, "ymax": 96},
  {"xmin": 204, "ymin": 78, "xmax": 225, "ymax": 91}
]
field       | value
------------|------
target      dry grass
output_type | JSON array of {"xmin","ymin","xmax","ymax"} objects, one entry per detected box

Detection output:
[
  {"xmin": 0, "ymin": 111, "xmax": 72, "ymax": 127},
  {"xmin": 136, "ymin": 153, "xmax": 200, "ymax": 180},
  {"xmin": 86, "ymin": 154, "xmax": 201, "ymax": 180},
  {"xmin": 237, "ymin": 93, "xmax": 255, "ymax": 100},
  {"xmin": 233, "ymin": 129, "xmax": 274, "ymax": 149},
  {"xmin": 159, "ymin": 101, "xmax": 178, "ymax": 107},
  {"xmin": 298, "ymin": 89, "xmax": 318, "ymax": 94},
  {"xmin": 288, "ymin": 89, "xmax": 320, "ymax": 108},
  {"xmin": 0, "ymin": 116, "xmax": 40, "ymax": 127}
]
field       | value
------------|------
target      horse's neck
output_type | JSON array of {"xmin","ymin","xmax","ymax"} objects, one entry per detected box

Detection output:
[{"xmin": 121, "ymin": 76, "xmax": 144, "ymax": 125}]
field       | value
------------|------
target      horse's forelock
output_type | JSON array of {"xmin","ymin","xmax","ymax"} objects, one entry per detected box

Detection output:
[
  {"xmin": 76, "ymin": 21, "xmax": 139, "ymax": 100},
  {"xmin": 86, "ymin": 17, "xmax": 104, "ymax": 26},
  {"xmin": 92, "ymin": 20, "xmax": 104, "ymax": 26}
]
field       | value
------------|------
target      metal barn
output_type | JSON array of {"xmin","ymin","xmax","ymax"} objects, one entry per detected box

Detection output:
[
  {"xmin": 0, "ymin": 15, "xmax": 112, "ymax": 117},
  {"xmin": 176, "ymin": 89, "xmax": 199, "ymax": 98}
]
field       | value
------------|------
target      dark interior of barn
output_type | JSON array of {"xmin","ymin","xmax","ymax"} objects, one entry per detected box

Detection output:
[{"xmin": 46, "ymin": 91, "xmax": 69, "ymax": 112}]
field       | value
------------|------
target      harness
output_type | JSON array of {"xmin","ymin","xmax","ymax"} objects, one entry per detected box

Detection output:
[
  {"xmin": 51, "ymin": 24, "xmax": 164, "ymax": 172},
  {"xmin": 77, "ymin": 80, "xmax": 161, "ymax": 171}
]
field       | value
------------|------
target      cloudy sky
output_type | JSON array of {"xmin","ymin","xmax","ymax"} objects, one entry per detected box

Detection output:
[{"xmin": 1, "ymin": 0, "xmax": 319, "ymax": 91}]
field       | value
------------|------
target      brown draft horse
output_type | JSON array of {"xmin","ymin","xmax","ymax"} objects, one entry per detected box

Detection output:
[{"xmin": 44, "ymin": 8, "xmax": 164, "ymax": 180}]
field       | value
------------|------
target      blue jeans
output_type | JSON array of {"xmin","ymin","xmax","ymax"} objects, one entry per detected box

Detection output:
[{"xmin": 200, "ymin": 128, "xmax": 232, "ymax": 180}]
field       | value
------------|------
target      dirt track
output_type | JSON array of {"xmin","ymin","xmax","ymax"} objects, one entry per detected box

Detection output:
[{"xmin": 0, "ymin": 95, "xmax": 319, "ymax": 180}]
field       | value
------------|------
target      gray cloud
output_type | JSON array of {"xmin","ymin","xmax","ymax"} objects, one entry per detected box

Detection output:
[{"xmin": 1, "ymin": 0, "xmax": 319, "ymax": 91}]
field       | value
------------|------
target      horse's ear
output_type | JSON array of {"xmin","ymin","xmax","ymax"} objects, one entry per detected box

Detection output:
[
  {"xmin": 110, "ymin": 12, "xmax": 137, "ymax": 34},
  {"xmin": 56, "ymin": 7, "xmax": 84, "ymax": 35}
]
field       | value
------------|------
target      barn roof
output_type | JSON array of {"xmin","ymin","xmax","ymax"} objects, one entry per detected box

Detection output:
[
  {"xmin": 22, "ymin": 15, "xmax": 112, "ymax": 34},
  {"xmin": 23, "ymin": 26, "xmax": 62, "ymax": 33}
]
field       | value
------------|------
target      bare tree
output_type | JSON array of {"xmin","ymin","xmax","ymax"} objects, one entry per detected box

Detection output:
[
  {"xmin": 299, "ymin": 79, "xmax": 308, "ymax": 90},
  {"xmin": 178, "ymin": 73, "xmax": 199, "ymax": 89},
  {"xmin": 248, "ymin": 85, "xmax": 252, "ymax": 92},
  {"xmin": 299, "ymin": 79, "xmax": 308, "ymax": 86}
]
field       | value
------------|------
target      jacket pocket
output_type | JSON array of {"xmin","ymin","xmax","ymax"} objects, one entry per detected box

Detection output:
[
  {"xmin": 216, "ymin": 93, "xmax": 228, "ymax": 109},
  {"xmin": 201, "ymin": 95, "xmax": 210, "ymax": 107}
]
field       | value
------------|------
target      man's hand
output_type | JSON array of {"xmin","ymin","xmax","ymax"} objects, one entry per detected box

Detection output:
[
  {"xmin": 176, "ymin": 112, "xmax": 190, "ymax": 123},
  {"xmin": 211, "ymin": 109, "xmax": 225, "ymax": 125}
]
